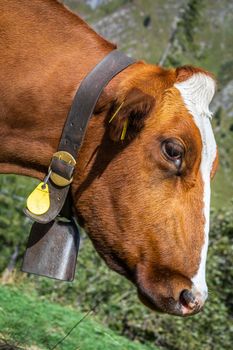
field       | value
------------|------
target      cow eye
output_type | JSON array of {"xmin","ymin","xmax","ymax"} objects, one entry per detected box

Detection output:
[{"xmin": 162, "ymin": 139, "xmax": 184, "ymax": 168}]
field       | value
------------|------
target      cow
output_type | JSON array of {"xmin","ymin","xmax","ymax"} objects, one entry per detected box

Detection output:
[{"xmin": 0, "ymin": 0, "xmax": 218, "ymax": 316}]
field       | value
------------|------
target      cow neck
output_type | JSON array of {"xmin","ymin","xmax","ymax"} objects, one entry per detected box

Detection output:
[
  {"xmin": 0, "ymin": 1, "xmax": 117, "ymax": 180},
  {"xmin": 25, "ymin": 50, "xmax": 136, "ymax": 224}
]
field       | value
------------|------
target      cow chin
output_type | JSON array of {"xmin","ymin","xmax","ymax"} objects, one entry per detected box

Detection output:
[{"xmin": 137, "ymin": 290, "xmax": 182, "ymax": 316}]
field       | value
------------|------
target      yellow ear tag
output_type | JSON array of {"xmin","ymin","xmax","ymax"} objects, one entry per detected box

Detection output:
[
  {"xmin": 109, "ymin": 101, "xmax": 124, "ymax": 123},
  {"xmin": 26, "ymin": 183, "xmax": 50, "ymax": 215},
  {"xmin": 120, "ymin": 118, "xmax": 129, "ymax": 140}
]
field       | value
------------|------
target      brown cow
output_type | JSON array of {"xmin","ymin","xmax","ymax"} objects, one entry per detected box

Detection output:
[{"xmin": 0, "ymin": 0, "xmax": 218, "ymax": 316}]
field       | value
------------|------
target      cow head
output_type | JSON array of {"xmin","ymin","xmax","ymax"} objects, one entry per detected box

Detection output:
[{"xmin": 73, "ymin": 64, "xmax": 218, "ymax": 316}]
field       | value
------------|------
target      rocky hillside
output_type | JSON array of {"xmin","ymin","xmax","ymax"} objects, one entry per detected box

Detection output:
[{"xmin": 63, "ymin": 0, "xmax": 233, "ymax": 208}]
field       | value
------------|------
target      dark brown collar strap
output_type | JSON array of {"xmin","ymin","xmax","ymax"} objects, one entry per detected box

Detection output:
[
  {"xmin": 25, "ymin": 50, "xmax": 136, "ymax": 223},
  {"xmin": 59, "ymin": 50, "xmax": 136, "ymax": 157}
]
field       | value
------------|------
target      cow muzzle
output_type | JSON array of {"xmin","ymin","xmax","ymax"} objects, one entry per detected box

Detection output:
[
  {"xmin": 138, "ymin": 286, "xmax": 207, "ymax": 316},
  {"xmin": 136, "ymin": 266, "xmax": 208, "ymax": 316}
]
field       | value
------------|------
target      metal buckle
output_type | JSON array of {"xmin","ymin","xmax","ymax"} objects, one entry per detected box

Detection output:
[{"xmin": 50, "ymin": 151, "xmax": 76, "ymax": 187}]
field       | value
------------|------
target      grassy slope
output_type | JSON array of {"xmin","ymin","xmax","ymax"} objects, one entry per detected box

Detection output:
[{"xmin": 0, "ymin": 285, "xmax": 156, "ymax": 350}]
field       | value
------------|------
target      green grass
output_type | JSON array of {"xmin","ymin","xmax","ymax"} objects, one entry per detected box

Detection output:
[{"xmin": 0, "ymin": 285, "xmax": 156, "ymax": 350}]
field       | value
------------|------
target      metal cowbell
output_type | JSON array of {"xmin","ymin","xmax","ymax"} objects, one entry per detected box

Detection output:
[{"xmin": 22, "ymin": 218, "xmax": 80, "ymax": 281}]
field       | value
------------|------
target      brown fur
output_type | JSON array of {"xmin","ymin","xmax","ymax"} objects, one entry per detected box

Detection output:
[{"xmin": 0, "ymin": 0, "xmax": 217, "ymax": 315}]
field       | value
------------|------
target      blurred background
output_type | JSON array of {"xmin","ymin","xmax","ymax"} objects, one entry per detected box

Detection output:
[{"xmin": 0, "ymin": 0, "xmax": 232, "ymax": 349}]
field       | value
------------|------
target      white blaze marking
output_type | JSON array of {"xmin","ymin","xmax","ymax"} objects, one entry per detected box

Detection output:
[{"xmin": 175, "ymin": 73, "xmax": 217, "ymax": 299}]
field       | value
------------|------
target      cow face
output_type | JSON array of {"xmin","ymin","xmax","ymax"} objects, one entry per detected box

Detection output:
[{"xmin": 74, "ymin": 64, "xmax": 218, "ymax": 316}]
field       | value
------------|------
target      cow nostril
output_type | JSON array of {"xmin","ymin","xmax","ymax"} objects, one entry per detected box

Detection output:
[{"xmin": 180, "ymin": 289, "xmax": 198, "ymax": 310}]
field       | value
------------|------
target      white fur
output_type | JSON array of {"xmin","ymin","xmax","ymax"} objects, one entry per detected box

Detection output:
[{"xmin": 175, "ymin": 73, "xmax": 216, "ymax": 301}]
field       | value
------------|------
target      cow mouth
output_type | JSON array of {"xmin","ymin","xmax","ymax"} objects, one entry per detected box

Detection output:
[{"xmin": 137, "ymin": 288, "xmax": 203, "ymax": 317}]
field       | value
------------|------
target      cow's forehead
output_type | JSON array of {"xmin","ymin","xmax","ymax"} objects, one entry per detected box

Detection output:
[
  {"xmin": 174, "ymin": 73, "xmax": 215, "ymax": 119},
  {"xmin": 174, "ymin": 72, "xmax": 217, "ymax": 170}
]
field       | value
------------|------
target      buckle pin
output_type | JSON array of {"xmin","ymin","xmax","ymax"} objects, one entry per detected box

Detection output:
[{"xmin": 42, "ymin": 169, "xmax": 52, "ymax": 189}]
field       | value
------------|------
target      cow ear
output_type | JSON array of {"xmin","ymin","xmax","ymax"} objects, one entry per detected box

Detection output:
[{"xmin": 108, "ymin": 88, "xmax": 155, "ymax": 141}]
